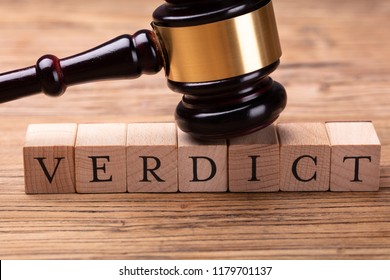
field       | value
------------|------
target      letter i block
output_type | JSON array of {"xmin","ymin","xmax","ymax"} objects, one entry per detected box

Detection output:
[
  {"xmin": 178, "ymin": 129, "xmax": 227, "ymax": 192},
  {"xmin": 127, "ymin": 123, "xmax": 178, "ymax": 192},
  {"xmin": 23, "ymin": 123, "xmax": 77, "ymax": 194},
  {"xmin": 326, "ymin": 122, "xmax": 381, "ymax": 191},
  {"xmin": 229, "ymin": 125, "xmax": 279, "ymax": 192},
  {"xmin": 75, "ymin": 123, "xmax": 127, "ymax": 193},
  {"xmin": 278, "ymin": 123, "xmax": 331, "ymax": 191}
]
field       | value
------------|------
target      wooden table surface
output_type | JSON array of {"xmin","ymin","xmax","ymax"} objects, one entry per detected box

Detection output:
[{"xmin": 0, "ymin": 0, "xmax": 389, "ymax": 259}]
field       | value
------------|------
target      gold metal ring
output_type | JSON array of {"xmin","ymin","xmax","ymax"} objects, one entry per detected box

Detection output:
[{"xmin": 152, "ymin": 1, "xmax": 282, "ymax": 83}]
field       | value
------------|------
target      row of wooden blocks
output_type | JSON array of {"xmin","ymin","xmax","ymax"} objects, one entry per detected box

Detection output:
[{"xmin": 23, "ymin": 121, "xmax": 381, "ymax": 194}]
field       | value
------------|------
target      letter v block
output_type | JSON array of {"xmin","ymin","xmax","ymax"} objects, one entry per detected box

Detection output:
[
  {"xmin": 127, "ymin": 123, "xmax": 178, "ymax": 192},
  {"xmin": 229, "ymin": 125, "xmax": 279, "ymax": 192},
  {"xmin": 178, "ymin": 128, "xmax": 227, "ymax": 192},
  {"xmin": 326, "ymin": 122, "xmax": 381, "ymax": 191},
  {"xmin": 23, "ymin": 123, "xmax": 77, "ymax": 194},
  {"xmin": 75, "ymin": 123, "xmax": 127, "ymax": 193},
  {"xmin": 278, "ymin": 123, "xmax": 331, "ymax": 191}
]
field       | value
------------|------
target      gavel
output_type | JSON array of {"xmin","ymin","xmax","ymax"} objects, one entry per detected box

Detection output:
[{"xmin": 0, "ymin": 0, "xmax": 287, "ymax": 139}]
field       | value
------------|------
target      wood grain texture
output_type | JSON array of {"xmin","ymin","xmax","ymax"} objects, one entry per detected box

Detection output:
[{"xmin": 0, "ymin": 0, "xmax": 390, "ymax": 259}]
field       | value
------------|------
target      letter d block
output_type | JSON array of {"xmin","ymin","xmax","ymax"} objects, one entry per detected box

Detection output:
[
  {"xmin": 178, "ymin": 129, "xmax": 227, "ymax": 192},
  {"xmin": 326, "ymin": 122, "xmax": 381, "ymax": 191},
  {"xmin": 23, "ymin": 123, "xmax": 77, "ymax": 194},
  {"xmin": 278, "ymin": 123, "xmax": 331, "ymax": 191},
  {"xmin": 75, "ymin": 123, "xmax": 127, "ymax": 193},
  {"xmin": 127, "ymin": 123, "xmax": 178, "ymax": 192}
]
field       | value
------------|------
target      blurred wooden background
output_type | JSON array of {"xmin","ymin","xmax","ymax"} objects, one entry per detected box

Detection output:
[{"xmin": 0, "ymin": 0, "xmax": 389, "ymax": 259}]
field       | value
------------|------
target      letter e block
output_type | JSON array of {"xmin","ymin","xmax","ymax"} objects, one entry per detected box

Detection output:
[
  {"xmin": 75, "ymin": 123, "xmax": 127, "ymax": 193},
  {"xmin": 23, "ymin": 123, "xmax": 77, "ymax": 194},
  {"xmin": 127, "ymin": 123, "xmax": 177, "ymax": 192},
  {"xmin": 326, "ymin": 122, "xmax": 381, "ymax": 191},
  {"xmin": 278, "ymin": 123, "xmax": 331, "ymax": 191},
  {"xmin": 229, "ymin": 125, "xmax": 279, "ymax": 192},
  {"xmin": 178, "ymin": 129, "xmax": 227, "ymax": 192}
]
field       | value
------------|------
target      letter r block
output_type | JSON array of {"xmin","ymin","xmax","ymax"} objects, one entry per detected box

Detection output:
[
  {"xmin": 75, "ymin": 123, "xmax": 127, "ymax": 193},
  {"xmin": 178, "ymin": 128, "xmax": 227, "ymax": 192},
  {"xmin": 127, "ymin": 123, "xmax": 178, "ymax": 192},
  {"xmin": 23, "ymin": 123, "xmax": 77, "ymax": 194},
  {"xmin": 278, "ymin": 123, "xmax": 331, "ymax": 191},
  {"xmin": 326, "ymin": 122, "xmax": 381, "ymax": 191}
]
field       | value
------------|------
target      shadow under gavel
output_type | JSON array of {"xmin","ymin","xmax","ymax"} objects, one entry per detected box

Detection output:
[{"xmin": 0, "ymin": 0, "xmax": 287, "ymax": 139}]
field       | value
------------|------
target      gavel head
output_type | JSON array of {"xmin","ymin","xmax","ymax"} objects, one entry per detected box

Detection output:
[
  {"xmin": 152, "ymin": 0, "xmax": 287, "ymax": 139},
  {"xmin": 0, "ymin": 0, "xmax": 286, "ymax": 140}
]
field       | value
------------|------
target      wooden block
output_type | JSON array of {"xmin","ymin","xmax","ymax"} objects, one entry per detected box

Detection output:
[
  {"xmin": 178, "ymin": 129, "xmax": 227, "ymax": 192},
  {"xmin": 278, "ymin": 123, "xmax": 331, "ymax": 191},
  {"xmin": 228, "ymin": 125, "xmax": 279, "ymax": 192},
  {"xmin": 326, "ymin": 122, "xmax": 381, "ymax": 191},
  {"xmin": 23, "ymin": 123, "xmax": 77, "ymax": 194},
  {"xmin": 127, "ymin": 123, "xmax": 178, "ymax": 192},
  {"xmin": 75, "ymin": 123, "xmax": 127, "ymax": 193}
]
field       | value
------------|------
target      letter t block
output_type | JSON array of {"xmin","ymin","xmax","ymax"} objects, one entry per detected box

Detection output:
[
  {"xmin": 23, "ymin": 123, "xmax": 77, "ymax": 194},
  {"xmin": 326, "ymin": 122, "xmax": 381, "ymax": 191},
  {"xmin": 75, "ymin": 123, "xmax": 127, "ymax": 193}
]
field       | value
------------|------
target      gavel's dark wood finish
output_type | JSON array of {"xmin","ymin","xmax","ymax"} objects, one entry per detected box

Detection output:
[
  {"xmin": 0, "ymin": 31, "xmax": 161, "ymax": 102},
  {"xmin": 0, "ymin": 0, "xmax": 287, "ymax": 139}
]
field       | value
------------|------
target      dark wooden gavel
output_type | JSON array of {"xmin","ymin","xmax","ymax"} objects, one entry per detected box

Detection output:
[{"xmin": 0, "ymin": 0, "xmax": 287, "ymax": 139}]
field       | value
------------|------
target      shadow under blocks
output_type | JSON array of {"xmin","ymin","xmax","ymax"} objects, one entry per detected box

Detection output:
[{"xmin": 23, "ymin": 121, "xmax": 381, "ymax": 194}]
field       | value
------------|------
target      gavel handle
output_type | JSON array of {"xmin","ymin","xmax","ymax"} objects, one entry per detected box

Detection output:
[{"xmin": 0, "ymin": 30, "xmax": 162, "ymax": 103}]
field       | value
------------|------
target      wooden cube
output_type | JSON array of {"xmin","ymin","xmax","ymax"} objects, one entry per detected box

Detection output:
[
  {"xmin": 278, "ymin": 123, "xmax": 331, "ymax": 191},
  {"xmin": 23, "ymin": 123, "xmax": 77, "ymax": 194},
  {"xmin": 326, "ymin": 122, "xmax": 381, "ymax": 191},
  {"xmin": 75, "ymin": 123, "xmax": 127, "ymax": 193},
  {"xmin": 229, "ymin": 125, "xmax": 279, "ymax": 192},
  {"xmin": 127, "ymin": 123, "xmax": 178, "ymax": 192},
  {"xmin": 178, "ymin": 129, "xmax": 227, "ymax": 192}
]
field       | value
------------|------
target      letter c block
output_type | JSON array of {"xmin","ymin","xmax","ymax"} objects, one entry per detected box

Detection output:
[
  {"xmin": 178, "ymin": 128, "xmax": 227, "ymax": 192},
  {"xmin": 278, "ymin": 123, "xmax": 331, "ymax": 191}
]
